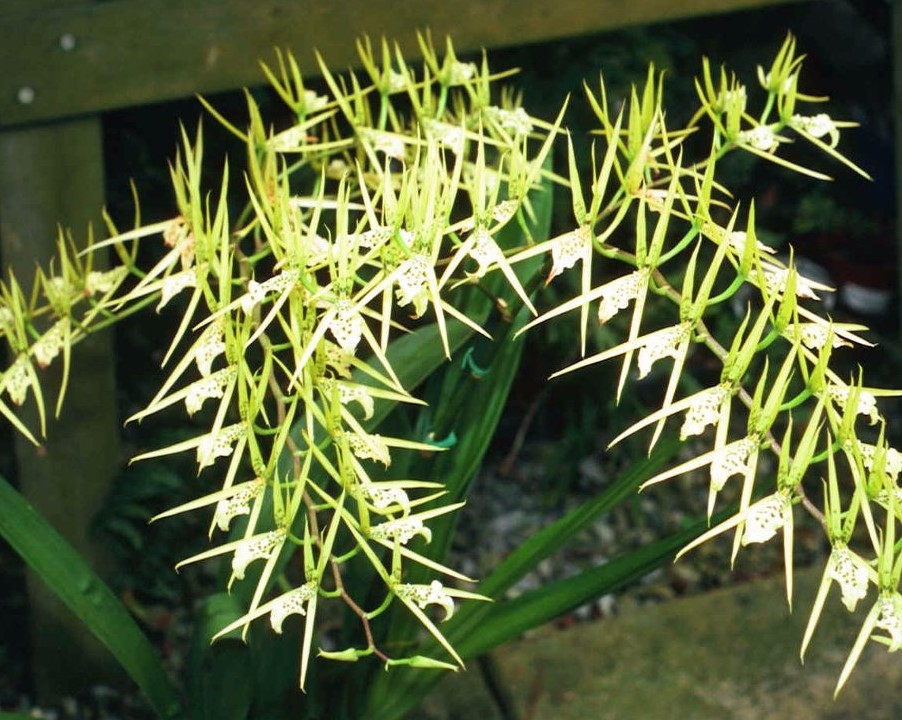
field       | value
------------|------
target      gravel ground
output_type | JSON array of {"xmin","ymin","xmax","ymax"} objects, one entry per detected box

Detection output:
[{"xmin": 453, "ymin": 434, "xmax": 827, "ymax": 619}]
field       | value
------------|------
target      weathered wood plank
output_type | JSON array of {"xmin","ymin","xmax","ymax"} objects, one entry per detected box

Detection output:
[
  {"xmin": 895, "ymin": 0, "xmax": 902, "ymax": 336},
  {"xmin": 0, "ymin": 0, "xmax": 808, "ymax": 128},
  {"xmin": 0, "ymin": 97, "xmax": 124, "ymax": 703}
]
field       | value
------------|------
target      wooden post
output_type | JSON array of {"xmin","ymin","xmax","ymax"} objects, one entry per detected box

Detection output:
[
  {"xmin": 895, "ymin": 0, "xmax": 902, "ymax": 337},
  {"xmin": 0, "ymin": 24, "xmax": 124, "ymax": 704}
]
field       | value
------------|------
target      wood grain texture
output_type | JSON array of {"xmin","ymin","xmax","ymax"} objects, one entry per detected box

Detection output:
[
  {"xmin": 895, "ymin": 0, "xmax": 902, "ymax": 335},
  {"xmin": 0, "ymin": 0, "xmax": 808, "ymax": 128},
  {"xmin": 0, "ymin": 114, "xmax": 126, "ymax": 702},
  {"xmin": 0, "ymin": 2, "xmax": 124, "ymax": 697}
]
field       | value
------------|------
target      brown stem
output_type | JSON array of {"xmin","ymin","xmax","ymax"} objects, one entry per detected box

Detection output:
[{"xmin": 329, "ymin": 558, "xmax": 391, "ymax": 663}]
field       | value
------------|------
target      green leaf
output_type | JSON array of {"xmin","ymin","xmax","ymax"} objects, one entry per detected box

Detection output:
[
  {"xmin": 0, "ymin": 475, "xmax": 181, "ymax": 720},
  {"xmin": 454, "ymin": 514, "xmax": 717, "ymax": 658},
  {"xmin": 186, "ymin": 593, "xmax": 255, "ymax": 720}
]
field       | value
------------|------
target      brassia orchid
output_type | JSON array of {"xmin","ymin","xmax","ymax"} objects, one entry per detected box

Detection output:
[{"xmin": 0, "ymin": 33, "xmax": 899, "ymax": 709}]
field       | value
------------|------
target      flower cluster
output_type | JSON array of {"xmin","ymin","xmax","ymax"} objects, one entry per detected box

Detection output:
[{"xmin": 2, "ymin": 33, "xmax": 896, "ymax": 702}]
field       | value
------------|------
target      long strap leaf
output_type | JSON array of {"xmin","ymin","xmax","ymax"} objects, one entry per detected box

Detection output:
[{"xmin": 0, "ymin": 475, "xmax": 181, "ymax": 720}]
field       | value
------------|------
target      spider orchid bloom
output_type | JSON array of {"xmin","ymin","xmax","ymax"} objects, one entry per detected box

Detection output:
[
  {"xmin": 32, "ymin": 319, "xmax": 68, "ymax": 368},
  {"xmin": 162, "ymin": 215, "xmax": 195, "ymax": 269},
  {"xmin": 185, "ymin": 366, "xmax": 237, "ymax": 416},
  {"xmin": 607, "ymin": 381, "xmax": 729, "ymax": 452},
  {"xmin": 446, "ymin": 60, "xmax": 477, "ymax": 85},
  {"xmin": 85, "ymin": 266, "xmax": 128, "ymax": 296},
  {"xmin": 231, "ymin": 528, "xmax": 287, "ymax": 580},
  {"xmin": 835, "ymin": 589, "xmax": 902, "ymax": 694},
  {"xmin": 358, "ymin": 127, "xmax": 408, "ymax": 160},
  {"xmin": 762, "ymin": 265, "xmax": 827, "ymax": 300},
  {"xmin": 382, "ymin": 69, "xmax": 407, "ymax": 94},
  {"xmin": 717, "ymin": 85, "xmax": 747, "ymax": 114},
  {"xmin": 0, "ymin": 305, "xmax": 13, "ymax": 332},
  {"xmin": 350, "ymin": 226, "xmax": 393, "ymax": 251},
  {"xmin": 423, "ymin": 119, "xmax": 466, "ymax": 155},
  {"xmin": 395, "ymin": 580, "xmax": 455, "ymax": 621},
  {"xmin": 212, "ymin": 477, "xmax": 267, "ymax": 533},
  {"xmin": 790, "ymin": 113, "xmax": 840, "ymax": 147},
  {"xmin": 194, "ymin": 320, "xmax": 227, "ymax": 377},
  {"xmin": 801, "ymin": 542, "xmax": 875, "ymax": 665},
  {"xmin": 269, "ymin": 582, "xmax": 318, "ymax": 633},
  {"xmin": 299, "ymin": 89, "xmax": 329, "ymax": 113},
  {"xmin": 547, "ymin": 226, "xmax": 591, "ymax": 283},
  {"xmin": 742, "ymin": 491, "xmax": 792, "ymax": 546},
  {"xmin": 239, "ymin": 269, "xmax": 300, "ymax": 316},
  {"xmin": 875, "ymin": 485, "xmax": 902, "ymax": 515},
  {"xmin": 395, "ymin": 253, "xmax": 432, "ymax": 317},
  {"xmin": 788, "ymin": 317, "xmax": 871, "ymax": 349},
  {"xmin": 680, "ymin": 384, "xmax": 731, "ymax": 439},
  {"xmin": 738, "ymin": 125, "xmax": 780, "ymax": 153},
  {"xmin": 320, "ymin": 378, "xmax": 375, "ymax": 419},
  {"xmin": 676, "ymin": 488, "xmax": 792, "ymax": 566},
  {"xmin": 345, "ymin": 431, "xmax": 392, "ymax": 466},
  {"xmin": 700, "ymin": 222, "xmax": 775, "ymax": 256},
  {"xmin": 848, "ymin": 440, "xmax": 902, "ymax": 481},
  {"xmin": 206, "ymin": 577, "xmax": 320, "ymax": 691},
  {"xmin": 157, "ymin": 269, "xmax": 197, "ymax": 311},
  {"xmin": 197, "ymin": 423, "xmax": 246, "ymax": 469},
  {"xmin": 491, "ymin": 199, "xmax": 519, "ymax": 227},
  {"xmin": 467, "ymin": 227, "xmax": 504, "ymax": 278},
  {"xmin": 484, "ymin": 106, "xmax": 534, "ymax": 136},
  {"xmin": 322, "ymin": 341, "xmax": 353, "ymax": 378},
  {"xmin": 637, "ymin": 323, "xmax": 691, "ymax": 379},
  {"xmin": 725, "ymin": 230, "xmax": 776, "ymax": 256},
  {"xmin": 3, "ymin": 357, "xmax": 32, "ymax": 406},
  {"xmin": 548, "ymin": 322, "xmax": 691, "ymax": 399},
  {"xmin": 359, "ymin": 482, "xmax": 411, "ymax": 514},
  {"xmin": 787, "ymin": 322, "xmax": 851, "ymax": 351},
  {"xmin": 827, "ymin": 545, "xmax": 870, "ymax": 612},
  {"xmin": 369, "ymin": 516, "xmax": 432, "ymax": 545},
  {"xmin": 874, "ymin": 591, "xmax": 902, "ymax": 652},
  {"xmin": 597, "ymin": 270, "xmax": 647, "ymax": 325},
  {"xmin": 44, "ymin": 276, "xmax": 77, "ymax": 306},
  {"xmin": 710, "ymin": 437, "xmax": 759, "ymax": 494},
  {"xmin": 267, "ymin": 126, "xmax": 317, "ymax": 152},
  {"xmin": 759, "ymin": 70, "xmax": 796, "ymax": 95},
  {"xmin": 391, "ymin": 579, "xmax": 489, "ymax": 669},
  {"xmin": 639, "ymin": 434, "xmax": 756, "ymax": 502},
  {"xmin": 826, "ymin": 383, "xmax": 879, "ymax": 425},
  {"xmin": 328, "ymin": 300, "xmax": 364, "ymax": 352}
]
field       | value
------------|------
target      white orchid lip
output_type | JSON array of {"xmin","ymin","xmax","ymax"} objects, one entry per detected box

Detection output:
[
  {"xmin": 597, "ymin": 270, "xmax": 646, "ymax": 325},
  {"xmin": 231, "ymin": 529, "xmax": 286, "ymax": 580},
  {"xmin": 396, "ymin": 580, "xmax": 455, "ymax": 621},
  {"xmin": 741, "ymin": 492, "xmax": 791, "ymax": 546},
  {"xmin": 548, "ymin": 225, "xmax": 591, "ymax": 282},
  {"xmin": 827, "ymin": 546, "xmax": 869, "ymax": 612}
]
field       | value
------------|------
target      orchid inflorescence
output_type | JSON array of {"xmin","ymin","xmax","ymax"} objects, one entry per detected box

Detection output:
[{"xmin": 1, "ymin": 33, "xmax": 898, "ymax": 694}]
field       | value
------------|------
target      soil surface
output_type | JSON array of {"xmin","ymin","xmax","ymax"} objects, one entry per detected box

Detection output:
[{"xmin": 416, "ymin": 567, "xmax": 902, "ymax": 720}]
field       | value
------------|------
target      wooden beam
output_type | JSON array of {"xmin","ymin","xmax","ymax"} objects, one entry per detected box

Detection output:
[{"xmin": 0, "ymin": 0, "xmax": 808, "ymax": 129}]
